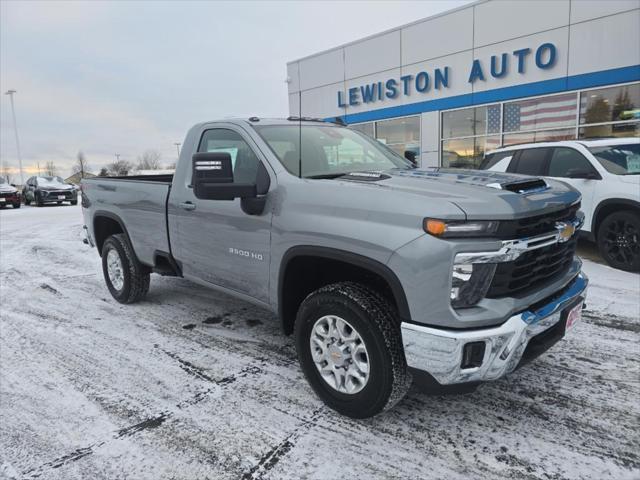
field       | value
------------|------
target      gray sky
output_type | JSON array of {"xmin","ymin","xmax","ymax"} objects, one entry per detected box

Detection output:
[{"xmin": 0, "ymin": 0, "xmax": 470, "ymax": 179}]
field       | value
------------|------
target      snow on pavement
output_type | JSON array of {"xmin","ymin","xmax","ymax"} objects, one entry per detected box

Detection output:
[{"xmin": 0, "ymin": 205, "xmax": 639, "ymax": 480}]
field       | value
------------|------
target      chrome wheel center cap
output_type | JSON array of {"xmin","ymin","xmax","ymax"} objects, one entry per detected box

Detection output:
[{"xmin": 310, "ymin": 315, "xmax": 370, "ymax": 394}]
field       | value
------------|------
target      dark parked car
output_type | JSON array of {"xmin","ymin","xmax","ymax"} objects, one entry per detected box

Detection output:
[
  {"xmin": 23, "ymin": 176, "xmax": 78, "ymax": 206},
  {"xmin": 0, "ymin": 178, "xmax": 21, "ymax": 208}
]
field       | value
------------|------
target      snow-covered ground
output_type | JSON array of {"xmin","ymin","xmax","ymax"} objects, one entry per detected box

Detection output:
[{"xmin": 1, "ymin": 204, "xmax": 638, "ymax": 480}]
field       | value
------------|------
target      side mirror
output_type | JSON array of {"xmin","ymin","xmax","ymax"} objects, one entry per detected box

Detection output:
[
  {"xmin": 567, "ymin": 168, "xmax": 600, "ymax": 180},
  {"xmin": 192, "ymin": 152, "xmax": 256, "ymax": 200},
  {"xmin": 404, "ymin": 150, "xmax": 418, "ymax": 167}
]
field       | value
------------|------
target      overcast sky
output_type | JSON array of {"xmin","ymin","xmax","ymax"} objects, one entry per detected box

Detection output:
[{"xmin": 0, "ymin": 0, "xmax": 470, "ymax": 180}]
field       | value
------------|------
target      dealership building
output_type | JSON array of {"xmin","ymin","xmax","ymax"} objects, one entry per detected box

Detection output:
[{"xmin": 286, "ymin": 0, "xmax": 640, "ymax": 168}]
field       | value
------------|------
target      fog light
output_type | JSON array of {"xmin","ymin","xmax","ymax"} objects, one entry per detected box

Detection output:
[{"xmin": 461, "ymin": 341, "xmax": 486, "ymax": 369}]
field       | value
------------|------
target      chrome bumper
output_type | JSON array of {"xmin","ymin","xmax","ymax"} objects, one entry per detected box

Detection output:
[{"xmin": 401, "ymin": 271, "xmax": 588, "ymax": 385}]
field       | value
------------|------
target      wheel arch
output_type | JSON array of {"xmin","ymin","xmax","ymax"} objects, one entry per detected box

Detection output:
[
  {"xmin": 93, "ymin": 210, "xmax": 131, "ymax": 256},
  {"xmin": 278, "ymin": 246, "xmax": 410, "ymax": 335},
  {"xmin": 592, "ymin": 198, "xmax": 640, "ymax": 239}
]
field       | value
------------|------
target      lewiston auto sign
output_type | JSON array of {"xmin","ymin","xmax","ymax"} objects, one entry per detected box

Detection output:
[{"xmin": 337, "ymin": 42, "xmax": 558, "ymax": 108}]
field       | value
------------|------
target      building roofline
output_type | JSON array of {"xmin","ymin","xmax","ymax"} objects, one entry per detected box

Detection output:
[{"xmin": 286, "ymin": 0, "xmax": 485, "ymax": 66}]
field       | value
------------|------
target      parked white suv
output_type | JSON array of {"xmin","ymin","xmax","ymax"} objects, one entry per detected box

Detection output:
[{"xmin": 482, "ymin": 138, "xmax": 640, "ymax": 272}]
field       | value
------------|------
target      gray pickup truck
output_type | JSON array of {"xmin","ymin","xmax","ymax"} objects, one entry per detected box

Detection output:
[{"xmin": 81, "ymin": 117, "xmax": 588, "ymax": 418}]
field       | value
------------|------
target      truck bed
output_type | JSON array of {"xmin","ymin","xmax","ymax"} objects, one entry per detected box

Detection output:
[{"xmin": 82, "ymin": 176, "xmax": 172, "ymax": 266}]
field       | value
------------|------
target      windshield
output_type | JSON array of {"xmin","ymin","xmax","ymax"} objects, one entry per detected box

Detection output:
[
  {"xmin": 254, "ymin": 124, "xmax": 412, "ymax": 178},
  {"xmin": 588, "ymin": 143, "xmax": 640, "ymax": 175},
  {"xmin": 37, "ymin": 176, "xmax": 66, "ymax": 186}
]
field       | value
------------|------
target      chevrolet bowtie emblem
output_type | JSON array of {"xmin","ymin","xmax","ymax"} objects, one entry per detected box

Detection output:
[{"xmin": 556, "ymin": 222, "xmax": 575, "ymax": 243}]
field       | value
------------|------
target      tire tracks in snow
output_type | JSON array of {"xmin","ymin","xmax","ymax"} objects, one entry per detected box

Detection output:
[
  {"xmin": 20, "ymin": 353, "xmax": 264, "ymax": 479},
  {"xmin": 240, "ymin": 407, "xmax": 325, "ymax": 480}
]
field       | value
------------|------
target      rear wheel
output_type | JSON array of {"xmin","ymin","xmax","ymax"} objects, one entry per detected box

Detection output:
[
  {"xmin": 597, "ymin": 211, "xmax": 640, "ymax": 272},
  {"xmin": 101, "ymin": 234, "xmax": 150, "ymax": 303},
  {"xmin": 295, "ymin": 282, "xmax": 411, "ymax": 418}
]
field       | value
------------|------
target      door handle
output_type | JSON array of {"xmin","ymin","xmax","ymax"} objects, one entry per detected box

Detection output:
[{"xmin": 179, "ymin": 201, "xmax": 196, "ymax": 211}]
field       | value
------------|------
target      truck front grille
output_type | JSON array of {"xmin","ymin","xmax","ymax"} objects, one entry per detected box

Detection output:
[
  {"xmin": 486, "ymin": 236, "xmax": 578, "ymax": 298},
  {"xmin": 496, "ymin": 203, "xmax": 580, "ymax": 239}
]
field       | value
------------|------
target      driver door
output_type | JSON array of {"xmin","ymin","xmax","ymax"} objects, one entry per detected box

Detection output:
[{"xmin": 171, "ymin": 127, "xmax": 273, "ymax": 303}]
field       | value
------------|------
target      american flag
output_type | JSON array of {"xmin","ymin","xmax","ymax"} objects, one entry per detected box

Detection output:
[
  {"xmin": 504, "ymin": 93, "xmax": 577, "ymax": 132},
  {"xmin": 485, "ymin": 104, "xmax": 502, "ymax": 149}
]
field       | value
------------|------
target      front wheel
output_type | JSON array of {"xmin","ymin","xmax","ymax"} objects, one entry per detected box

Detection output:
[
  {"xmin": 36, "ymin": 193, "xmax": 44, "ymax": 207},
  {"xmin": 101, "ymin": 234, "xmax": 150, "ymax": 303},
  {"xmin": 597, "ymin": 211, "xmax": 640, "ymax": 272},
  {"xmin": 295, "ymin": 282, "xmax": 411, "ymax": 418},
  {"xmin": 13, "ymin": 202, "xmax": 20, "ymax": 209}
]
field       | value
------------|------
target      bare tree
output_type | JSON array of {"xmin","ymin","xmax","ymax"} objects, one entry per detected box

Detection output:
[
  {"xmin": 44, "ymin": 161, "xmax": 58, "ymax": 176},
  {"xmin": 106, "ymin": 159, "xmax": 133, "ymax": 176},
  {"xmin": 72, "ymin": 151, "xmax": 91, "ymax": 178},
  {"xmin": 165, "ymin": 162, "xmax": 176, "ymax": 170},
  {"xmin": 136, "ymin": 150, "xmax": 162, "ymax": 171},
  {"xmin": 98, "ymin": 167, "xmax": 109, "ymax": 177}
]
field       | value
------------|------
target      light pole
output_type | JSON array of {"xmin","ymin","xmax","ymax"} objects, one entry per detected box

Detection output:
[
  {"xmin": 4, "ymin": 90, "xmax": 24, "ymax": 185},
  {"xmin": 174, "ymin": 142, "xmax": 181, "ymax": 157},
  {"xmin": 115, "ymin": 153, "xmax": 121, "ymax": 162}
]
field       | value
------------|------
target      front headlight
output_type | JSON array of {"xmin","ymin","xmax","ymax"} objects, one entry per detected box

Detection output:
[
  {"xmin": 424, "ymin": 219, "xmax": 499, "ymax": 238},
  {"xmin": 451, "ymin": 260, "xmax": 497, "ymax": 308}
]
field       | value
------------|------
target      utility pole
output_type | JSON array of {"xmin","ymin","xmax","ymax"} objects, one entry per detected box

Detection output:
[
  {"xmin": 115, "ymin": 153, "xmax": 120, "ymax": 162},
  {"xmin": 4, "ymin": 90, "xmax": 24, "ymax": 185},
  {"xmin": 174, "ymin": 142, "xmax": 181, "ymax": 158}
]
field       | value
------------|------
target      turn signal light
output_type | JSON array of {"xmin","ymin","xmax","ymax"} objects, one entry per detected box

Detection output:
[{"xmin": 424, "ymin": 219, "xmax": 446, "ymax": 236}]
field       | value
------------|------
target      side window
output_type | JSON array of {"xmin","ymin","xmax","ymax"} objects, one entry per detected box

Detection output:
[
  {"xmin": 509, "ymin": 148, "xmax": 549, "ymax": 176},
  {"xmin": 480, "ymin": 151, "xmax": 514, "ymax": 170},
  {"xmin": 548, "ymin": 148, "xmax": 595, "ymax": 178},
  {"xmin": 198, "ymin": 129, "xmax": 261, "ymax": 183}
]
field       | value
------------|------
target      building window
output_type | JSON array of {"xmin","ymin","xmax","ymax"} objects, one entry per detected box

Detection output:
[
  {"xmin": 350, "ymin": 122, "xmax": 375, "ymax": 138},
  {"xmin": 440, "ymin": 105, "xmax": 501, "ymax": 168},
  {"xmin": 579, "ymin": 83, "xmax": 640, "ymax": 139},
  {"xmin": 375, "ymin": 116, "xmax": 420, "ymax": 161},
  {"xmin": 503, "ymin": 93, "xmax": 577, "ymax": 133},
  {"xmin": 503, "ymin": 128, "xmax": 575, "ymax": 146}
]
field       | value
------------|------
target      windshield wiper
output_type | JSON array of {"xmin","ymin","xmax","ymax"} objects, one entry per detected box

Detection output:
[{"xmin": 305, "ymin": 173, "xmax": 349, "ymax": 179}]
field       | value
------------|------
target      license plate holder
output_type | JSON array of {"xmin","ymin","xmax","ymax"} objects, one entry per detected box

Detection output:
[
  {"xmin": 561, "ymin": 297, "xmax": 584, "ymax": 334},
  {"xmin": 58, "ymin": 195, "xmax": 66, "ymax": 200},
  {"xmin": 0, "ymin": 198, "xmax": 5, "ymax": 202}
]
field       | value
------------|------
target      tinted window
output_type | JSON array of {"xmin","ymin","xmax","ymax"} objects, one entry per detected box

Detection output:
[
  {"xmin": 198, "ymin": 129, "xmax": 261, "ymax": 183},
  {"xmin": 510, "ymin": 148, "xmax": 548, "ymax": 175},
  {"xmin": 548, "ymin": 148, "xmax": 594, "ymax": 178},
  {"xmin": 588, "ymin": 143, "xmax": 640, "ymax": 175}
]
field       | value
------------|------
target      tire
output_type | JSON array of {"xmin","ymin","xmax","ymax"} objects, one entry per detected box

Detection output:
[
  {"xmin": 101, "ymin": 233, "xmax": 150, "ymax": 303},
  {"xmin": 13, "ymin": 202, "xmax": 20, "ymax": 209},
  {"xmin": 597, "ymin": 211, "xmax": 640, "ymax": 272},
  {"xmin": 24, "ymin": 195, "xmax": 31, "ymax": 206},
  {"xmin": 0, "ymin": 204, "xmax": 5, "ymax": 209},
  {"xmin": 295, "ymin": 282, "xmax": 411, "ymax": 418},
  {"xmin": 36, "ymin": 193, "xmax": 44, "ymax": 207},
  {"xmin": 71, "ymin": 200, "xmax": 78, "ymax": 206}
]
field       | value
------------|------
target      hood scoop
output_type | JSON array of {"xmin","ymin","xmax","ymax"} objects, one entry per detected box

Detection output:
[
  {"xmin": 487, "ymin": 178, "xmax": 549, "ymax": 194},
  {"xmin": 342, "ymin": 171, "xmax": 391, "ymax": 182}
]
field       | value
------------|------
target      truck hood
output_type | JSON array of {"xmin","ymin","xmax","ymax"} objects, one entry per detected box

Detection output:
[{"xmin": 336, "ymin": 168, "xmax": 581, "ymax": 220}]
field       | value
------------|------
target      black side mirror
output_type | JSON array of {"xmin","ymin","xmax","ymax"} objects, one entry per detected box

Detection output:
[
  {"xmin": 404, "ymin": 150, "xmax": 418, "ymax": 167},
  {"xmin": 192, "ymin": 152, "xmax": 256, "ymax": 200},
  {"xmin": 567, "ymin": 168, "xmax": 600, "ymax": 180}
]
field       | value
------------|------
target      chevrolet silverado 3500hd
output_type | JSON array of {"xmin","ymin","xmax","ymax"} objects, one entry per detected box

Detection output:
[{"xmin": 82, "ymin": 118, "xmax": 588, "ymax": 418}]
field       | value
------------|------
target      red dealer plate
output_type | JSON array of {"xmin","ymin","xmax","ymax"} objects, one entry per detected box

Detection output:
[{"xmin": 565, "ymin": 302, "xmax": 582, "ymax": 331}]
